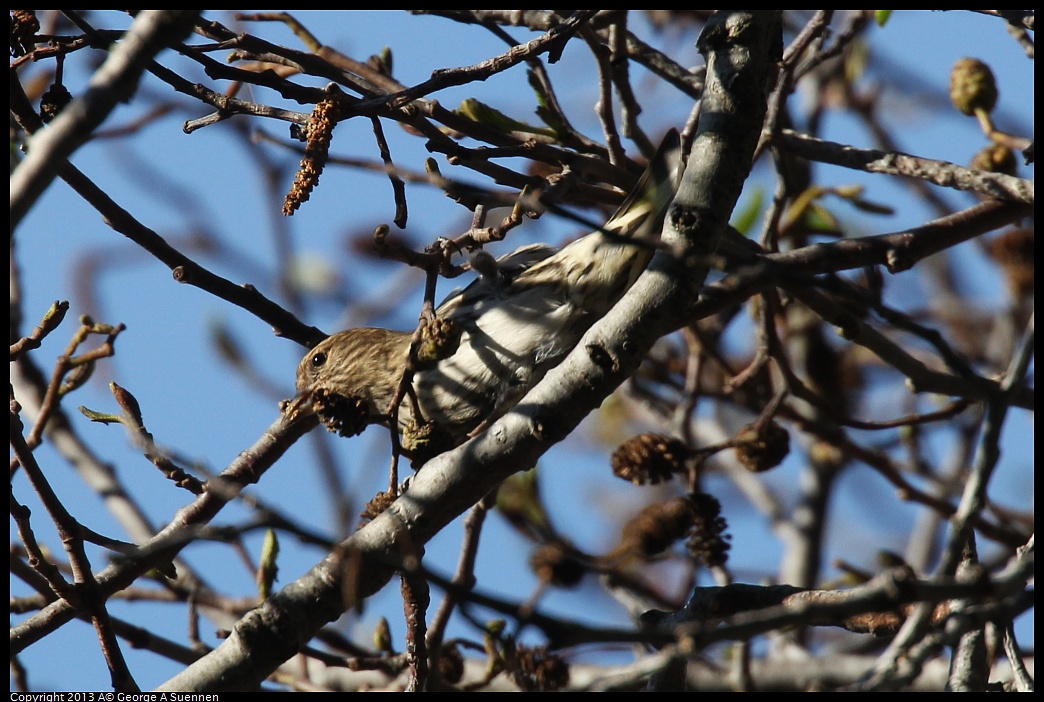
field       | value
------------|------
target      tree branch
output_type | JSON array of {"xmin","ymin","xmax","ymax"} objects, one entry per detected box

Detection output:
[
  {"xmin": 154, "ymin": 11, "xmax": 784, "ymax": 692},
  {"xmin": 10, "ymin": 11, "xmax": 200, "ymax": 227}
]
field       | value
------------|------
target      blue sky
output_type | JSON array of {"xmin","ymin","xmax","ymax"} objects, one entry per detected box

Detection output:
[{"xmin": 12, "ymin": 11, "xmax": 1033, "ymax": 690}]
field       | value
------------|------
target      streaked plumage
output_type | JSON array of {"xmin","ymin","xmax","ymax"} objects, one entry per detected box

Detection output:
[{"xmin": 294, "ymin": 131, "xmax": 681, "ymax": 459}]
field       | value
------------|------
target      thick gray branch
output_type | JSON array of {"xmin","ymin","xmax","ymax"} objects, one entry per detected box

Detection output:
[{"xmin": 156, "ymin": 11, "xmax": 783, "ymax": 692}]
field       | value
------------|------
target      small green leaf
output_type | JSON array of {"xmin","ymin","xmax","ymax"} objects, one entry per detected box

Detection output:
[
  {"xmin": 374, "ymin": 616, "xmax": 393, "ymax": 653},
  {"xmin": 804, "ymin": 202, "xmax": 841, "ymax": 232},
  {"xmin": 455, "ymin": 98, "xmax": 556, "ymax": 137},
  {"xmin": 257, "ymin": 528, "xmax": 280, "ymax": 600},
  {"xmin": 731, "ymin": 188, "xmax": 764, "ymax": 236},
  {"xmin": 79, "ymin": 406, "xmax": 124, "ymax": 425}
]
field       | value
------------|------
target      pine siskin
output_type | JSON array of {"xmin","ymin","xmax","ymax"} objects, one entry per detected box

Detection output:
[{"xmin": 293, "ymin": 131, "xmax": 682, "ymax": 461}]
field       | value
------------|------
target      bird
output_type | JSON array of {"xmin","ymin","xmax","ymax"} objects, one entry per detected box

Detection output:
[{"xmin": 292, "ymin": 131, "xmax": 682, "ymax": 464}]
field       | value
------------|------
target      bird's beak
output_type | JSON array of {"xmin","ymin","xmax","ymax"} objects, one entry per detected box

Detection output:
[{"xmin": 282, "ymin": 387, "xmax": 315, "ymax": 421}]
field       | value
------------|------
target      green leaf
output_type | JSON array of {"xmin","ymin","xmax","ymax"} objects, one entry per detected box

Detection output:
[
  {"xmin": 78, "ymin": 406, "xmax": 124, "ymax": 425},
  {"xmin": 731, "ymin": 188, "xmax": 764, "ymax": 236},
  {"xmin": 257, "ymin": 528, "xmax": 280, "ymax": 600},
  {"xmin": 455, "ymin": 98, "xmax": 556, "ymax": 137}
]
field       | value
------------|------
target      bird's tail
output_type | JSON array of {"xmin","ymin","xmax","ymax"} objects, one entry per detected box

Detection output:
[
  {"xmin": 603, "ymin": 128, "xmax": 682, "ymax": 241},
  {"xmin": 554, "ymin": 129, "xmax": 682, "ymax": 315}
]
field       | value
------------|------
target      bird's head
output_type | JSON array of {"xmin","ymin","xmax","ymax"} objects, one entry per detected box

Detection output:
[{"xmin": 290, "ymin": 327, "xmax": 412, "ymax": 436}]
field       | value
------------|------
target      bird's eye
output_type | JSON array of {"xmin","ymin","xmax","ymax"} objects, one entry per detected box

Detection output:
[{"xmin": 310, "ymin": 351, "xmax": 327, "ymax": 368}]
